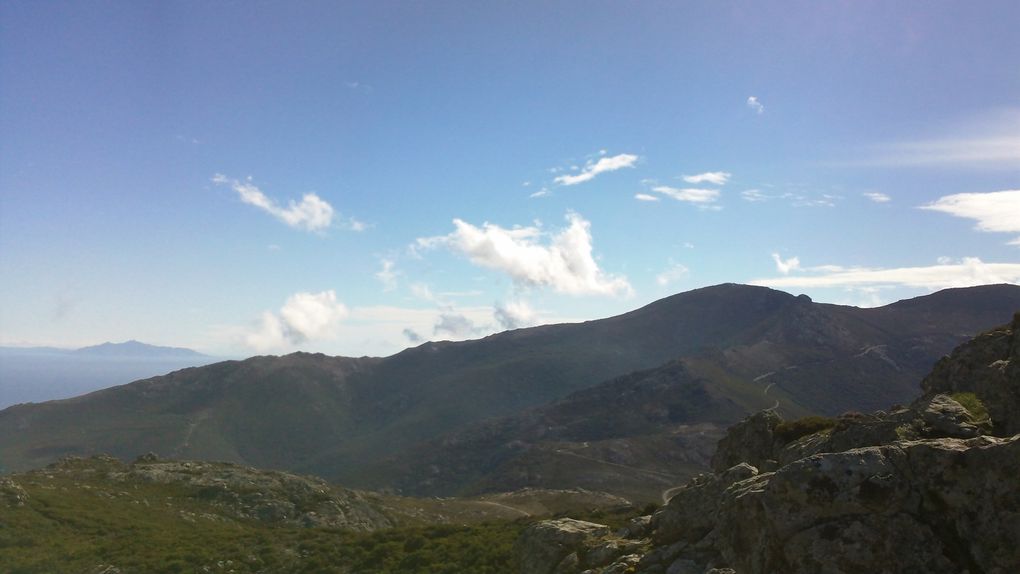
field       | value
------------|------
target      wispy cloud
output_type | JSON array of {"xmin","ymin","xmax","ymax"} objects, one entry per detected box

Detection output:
[
  {"xmin": 416, "ymin": 212, "xmax": 632, "ymax": 297},
  {"xmin": 375, "ymin": 259, "xmax": 399, "ymax": 291},
  {"xmin": 771, "ymin": 253, "xmax": 801, "ymax": 275},
  {"xmin": 245, "ymin": 290, "xmax": 349, "ymax": 351},
  {"xmin": 863, "ymin": 192, "xmax": 891, "ymax": 203},
  {"xmin": 651, "ymin": 186, "xmax": 721, "ymax": 205},
  {"xmin": 741, "ymin": 189, "xmax": 768, "ymax": 202},
  {"xmin": 921, "ymin": 190, "xmax": 1020, "ymax": 246},
  {"xmin": 839, "ymin": 109, "xmax": 1020, "ymax": 169},
  {"xmin": 682, "ymin": 171, "xmax": 731, "ymax": 185},
  {"xmin": 554, "ymin": 153, "xmax": 639, "ymax": 186},
  {"xmin": 747, "ymin": 96, "xmax": 764, "ymax": 115},
  {"xmin": 655, "ymin": 261, "xmax": 689, "ymax": 287},
  {"xmin": 634, "ymin": 193, "xmax": 660, "ymax": 202},
  {"xmin": 212, "ymin": 174, "xmax": 341, "ymax": 232},
  {"xmin": 751, "ymin": 257, "xmax": 1020, "ymax": 290}
]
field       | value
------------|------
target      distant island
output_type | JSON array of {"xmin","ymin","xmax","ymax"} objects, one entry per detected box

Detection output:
[{"xmin": 0, "ymin": 340, "xmax": 217, "ymax": 408}]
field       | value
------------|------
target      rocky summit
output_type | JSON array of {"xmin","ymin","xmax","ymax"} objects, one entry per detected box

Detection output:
[{"xmin": 513, "ymin": 313, "xmax": 1020, "ymax": 574}]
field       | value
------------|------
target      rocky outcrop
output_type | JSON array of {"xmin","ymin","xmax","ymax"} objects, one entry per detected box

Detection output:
[
  {"xmin": 922, "ymin": 312, "xmax": 1019, "ymax": 434},
  {"xmin": 516, "ymin": 315, "xmax": 1020, "ymax": 573},
  {"xmin": 657, "ymin": 435, "xmax": 1020, "ymax": 573},
  {"xmin": 0, "ymin": 476, "xmax": 28, "ymax": 507},
  {"xmin": 42, "ymin": 454, "xmax": 393, "ymax": 531},
  {"xmin": 116, "ymin": 458, "xmax": 393, "ymax": 530},
  {"xmin": 513, "ymin": 518, "xmax": 613, "ymax": 574}
]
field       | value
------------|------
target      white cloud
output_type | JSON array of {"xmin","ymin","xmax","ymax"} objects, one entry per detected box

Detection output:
[
  {"xmin": 530, "ymin": 188, "xmax": 550, "ymax": 198},
  {"xmin": 245, "ymin": 290, "xmax": 349, "ymax": 351},
  {"xmin": 771, "ymin": 253, "xmax": 801, "ymax": 275},
  {"xmin": 635, "ymin": 193, "xmax": 660, "ymax": 202},
  {"xmin": 682, "ymin": 171, "xmax": 731, "ymax": 185},
  {"xmin": 375, "ymin": 259, "xmax": 399, "ymax": 291},
  {"xmin": 651, "ymin": 186, "xmax": 720, "ymax": 204},
  {"xmin": 494, "ymin": 300, "xmax": 537, "ymax": 330},
  {"xmin": 554, "ymin": 153, "xmax": 639, "ymax": 186},
  {"xmin": 416, "ymin": 212, "xmax": 632, "ymax": 297},
  {"xmin": 656, "ymin": 262, "xmax": 689, "ymax": 287},
  {"xmin": 747, "ymin": 96, "xmax": 764, "ymax": 115},
  {"xmin": 751, "ymin": 257, "xmax": 1020, "ymax": 290},
  {"xmin": 921, "ymin": 190, "xmax": 1020, "ymax": 245},
  {"xmin": 863, "ymin": 192, "xmax": 891, "ymax": 203},
  {"xmin": 212, "ymin": 174, "xmax": 335, "ymax": 232}
]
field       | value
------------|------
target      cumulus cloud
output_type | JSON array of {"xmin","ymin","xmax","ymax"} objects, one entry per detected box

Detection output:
[
  {"xmin": 212, "ymin": 174, "xmax": 336, "ymax": 232},
  {"xmin": 751, "ymin": 257, "xmax": 1020, "ymax": 290},
  {"xmin": 635, "ymin": 193, "xmax": 660, "ymax": 202},
  {"xmin": 494, "ymin": 300, "xmax": 537, "ymax": 330},
  {"xmin": 682, "ymin": 172, "xmax": 731, "ymax": 185},
  {"xmin": 771, "ymin": 253, "xmax": 801, "ymax": 275},
  {"xmin": 651, "ymin": 186, "xmax": 720, "ymax": 205},
  {"xmin": 375, "ymin": 259, "xmax": 399, "ymax": 291},
  {"xmin": 656, "ymin": 262, "xmax": 689, "ymax": 287},
  {"xmin": 747, "ymin": 96, "xmax": 764, "ymax": 114},
  {"xmin": 554, "ymin": 153, "xmax": 639, "ymax": 186},
  {"xmin": 245, "ymin": 290, "xmax": 349, "ymax": 351},
  {"xmin": 864, "ymin": 192, "xmax": 891, "ymax": 203},
  {"xmin": 416, "ymin": 212, "xmax": 633, "ymax": 297},
  {"xmin": 921, "ymin": 190, "xmax": 1020, "ymax": 245}
]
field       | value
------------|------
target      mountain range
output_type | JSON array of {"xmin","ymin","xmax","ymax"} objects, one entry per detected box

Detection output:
[{"xmin": 1, "ymin": 283, "xmax": 1018, "ymax": 497}]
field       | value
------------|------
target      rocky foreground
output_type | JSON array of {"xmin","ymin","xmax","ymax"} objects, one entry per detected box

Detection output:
[{"xmin": 514, "ymin": 313, "xmax": 1020, "ymax": 574}]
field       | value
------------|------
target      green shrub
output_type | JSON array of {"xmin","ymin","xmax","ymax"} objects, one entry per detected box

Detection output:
[
  {"xmin": 774, "ymin": 416, "xmax": 837, "ymax": 444},
  {"xmin": 951, "ymin": 392, "xmax": 991, "ymax": 424}
]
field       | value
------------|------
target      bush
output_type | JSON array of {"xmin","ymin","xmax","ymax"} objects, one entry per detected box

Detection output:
[{"xmin": 774, "ymin": 416, "xmax": 837, "ymax": 444}]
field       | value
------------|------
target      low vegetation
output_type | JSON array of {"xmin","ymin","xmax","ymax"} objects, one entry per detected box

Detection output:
[{"xmin": 773, "ymin": 415, "xmax": 837, "ymax": 445}]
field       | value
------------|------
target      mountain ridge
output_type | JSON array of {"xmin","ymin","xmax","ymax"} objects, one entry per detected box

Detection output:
[{"xmin": 2, "ymin": 283, "xmax": 1017, "ymax": 488}]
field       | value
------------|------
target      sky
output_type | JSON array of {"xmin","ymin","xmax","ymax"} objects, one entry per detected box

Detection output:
[{"xmin": 1, "ymin": 1, "xmax": 1019, "ymax": 357}]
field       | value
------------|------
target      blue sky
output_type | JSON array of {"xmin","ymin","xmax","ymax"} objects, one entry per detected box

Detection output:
[{"xmin": 2, "ymin": 1, "xmax": 1018, "ymax": 356}]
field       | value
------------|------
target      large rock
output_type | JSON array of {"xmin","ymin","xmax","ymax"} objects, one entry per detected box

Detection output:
[
  {"xmin": 513, "ymin": 518, "xmax": 611, "ymax": 574},
  {"xmin": 710, "ymin": 410, "xmax": 781, "ymax": 472},
  {"xmin": 648, "ymin": 436, "xmax": 1020, "ymax": 573}
]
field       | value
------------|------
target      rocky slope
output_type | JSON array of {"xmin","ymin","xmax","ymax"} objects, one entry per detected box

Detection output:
[{"xmin": 514, "ymin": 312, "xmax": 1020, "ymax": 574}]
